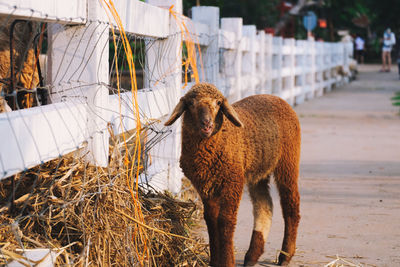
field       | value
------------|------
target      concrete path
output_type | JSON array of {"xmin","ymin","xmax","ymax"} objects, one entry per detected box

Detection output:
[{"xmin": 234, "ymin": 65, "xmax": 400, "ymax": 266}]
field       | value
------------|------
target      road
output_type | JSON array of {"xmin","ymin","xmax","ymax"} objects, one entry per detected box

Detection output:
[{"xmin": 233, "ymin": 65, "xmax": 400, "ymax": 266}]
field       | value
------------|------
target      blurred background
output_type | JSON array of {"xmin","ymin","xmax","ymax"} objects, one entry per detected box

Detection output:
[{"xmin": 184, "ymin": 0, "xmax": 400, "ymax": 63}]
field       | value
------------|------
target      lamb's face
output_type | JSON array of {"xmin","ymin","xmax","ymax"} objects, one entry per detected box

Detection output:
[
  {"xmin": 164, "ymin": 83, "xmax": 243, "ymax": 136},
  {"xmin": 185, "ymin": 96, "xmax": 223, "ymax": 138}
]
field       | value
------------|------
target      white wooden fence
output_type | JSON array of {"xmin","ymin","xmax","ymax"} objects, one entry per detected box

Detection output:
[{"xmin": 0, "ymin": 0, "xmax": 353, "ymax": 193}]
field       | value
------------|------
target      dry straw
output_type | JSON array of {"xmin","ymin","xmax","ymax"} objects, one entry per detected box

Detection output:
[
  {"xmin": 0, "ymin": 140, "xmax": 208, "ymax": 266},
  {"xmin": 324, "ymin": 255, "xmax": 364, "ymax": 267}
]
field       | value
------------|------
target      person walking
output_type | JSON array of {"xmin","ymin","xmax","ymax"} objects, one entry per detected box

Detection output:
[
  {"xmin": 381, "ymin": 28, "xmax": 396, "ymax": 72},
  {"xmin": 355, "ymin": 35, "xmax": 365, "ymax": 64}
]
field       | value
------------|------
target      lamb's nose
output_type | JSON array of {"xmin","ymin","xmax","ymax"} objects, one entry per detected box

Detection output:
[{"xmin": 201, "ymin": 117, "xmax": 211, "ymax": 127}]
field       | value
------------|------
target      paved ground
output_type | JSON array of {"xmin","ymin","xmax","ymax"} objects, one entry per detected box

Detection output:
[{"xmin": 233, "ymin": 65, "xmax": 400, "ymax": 266}]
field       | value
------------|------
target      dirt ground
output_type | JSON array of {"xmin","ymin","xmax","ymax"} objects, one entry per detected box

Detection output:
[{"xmin": 232, "ymin": 64, "xmax": 400, "ymax": 266}]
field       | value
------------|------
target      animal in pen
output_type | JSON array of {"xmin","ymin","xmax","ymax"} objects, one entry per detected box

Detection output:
[
  {"xmin": 0, "ymin": 18, "xmax": 41, "ymax": 112},
  {"xmin": 164, "ymin": 83, "xmax": 301, "ymax": 266}
]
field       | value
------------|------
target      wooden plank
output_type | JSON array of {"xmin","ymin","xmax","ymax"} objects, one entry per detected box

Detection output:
[
  {"xmin": 0, "ymin": 102, "xmax": 87, "ymax": 180},
  {"xmin": 221, "ymin": 18, "xmax": 242, "ymax": 101},
  {"xmin": 114, "ymin": 0, "xmax": 169, "ymax": 38},
  {"xmin": 282, "ymin": 45, "xmax": 292, "ymax": 55},
  {"xmin": 0, "ymin": 0, "xmax": 86, "ymax": 24},
  {"xmin": 192, "ymin": 6, "xmax": 219, "ymax": 84},
  {"xmin": 187, "ymin": 20, "xmax": 210, "ymax": 46},
  {"xmin": 219, "ymin": 29, "xmax": 235, "ymax": 49},
  {"xmin": 241, "ymin": 36, "xmax": 250, "ymax": 51},
  {"xmin": 109, "ymin": 86, "xmax": 171, "ymax": 135},
  {"xmin": 0, "ymin": 0, "xmax": 170, "ymax": 38}
]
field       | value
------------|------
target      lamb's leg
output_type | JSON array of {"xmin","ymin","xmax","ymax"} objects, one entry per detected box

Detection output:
[
  {"xmin": 218, "ymin": 191, "xmax": 242, "ymax": 267},
  {"xmin": 275, "ymin": 164, "xmax": 300, "ymax": 266},
  {"xmin": 218, "ymin": 179, "xmax": 244, "ymax": 267},
  {"xmin": 203, "ymin": 199, "xmax": 220, "ymax": 266},
  {"xmin": 244, "ymin": 179, "xmax": 273, "ymax": 266}
]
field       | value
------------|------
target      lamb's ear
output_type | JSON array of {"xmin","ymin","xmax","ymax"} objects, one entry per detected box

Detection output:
[
  {"xmin": 221, "ymin": 99, "xmax": 243, "ymax": 127},
  {"xmin": 164, "ymin": 98, "xmax": 186, "ymax": 126}
]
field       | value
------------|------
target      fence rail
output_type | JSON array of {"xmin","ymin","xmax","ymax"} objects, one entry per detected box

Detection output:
[{"xmin": 0, "ymin": 0, "xmax": 353, "ymax": 193}]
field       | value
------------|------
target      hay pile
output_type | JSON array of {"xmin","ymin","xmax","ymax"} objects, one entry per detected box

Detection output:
[{"xmin": 0, "ymin": 152, "xmax": 208, "ymax": 266}]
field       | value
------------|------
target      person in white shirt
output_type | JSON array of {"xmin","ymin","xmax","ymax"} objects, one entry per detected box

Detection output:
[
  {"xmin": 381, "ymin": 28, "xmax": 396, "ymax": 72},
  {"xmin": 355, "ymin": 35, "xmax": 365, "ymax": 64}
]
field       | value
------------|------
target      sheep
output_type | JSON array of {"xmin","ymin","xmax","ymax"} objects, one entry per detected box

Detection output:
[{"xmin": 164, "ymin": 83, "xmax": 301, "ymax": 266}]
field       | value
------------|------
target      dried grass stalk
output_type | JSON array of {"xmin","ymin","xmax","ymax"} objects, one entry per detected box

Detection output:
[{"xmin": 0, "ymin": 136, "xmax": 208, "ymax": 266}]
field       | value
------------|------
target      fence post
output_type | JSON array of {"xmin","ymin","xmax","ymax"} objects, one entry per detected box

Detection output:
[
  {"xmin": 287, "ymin": 38, "xmax": 296, "ymax": 105},
  {"xmin": 332, "ymin": 43, "xmax": 338, "ymax": 88},
  {"xmin": 307, "ymin": 36, "xmax": 316, "ymax": 100},
  {"xmin": 191, "ymin": 6, "xmax": 219, "ymax": 85},
  {"xmin": 343, "ymin": 41, "xmax": 353, "ymax": 83},
  {"xmin": 145, "ymin": 0, "xmax": 183, "ymax": 193},
  {"xmin": 295, "ymin": 40, "xmax": 305, "ymax": 105},
  {"xmin": 275, "ymin": 36, "xmax": 283, "ymax": 96},
  {"xmin": 331, "ymin": 43, "xmax": 337, "ymax": 87},
  {"xmin": 339, "ymin": 42, "xmax": 346, "ymax": 85},
  {"xmin": 221, "ymin": 18, "xmax": 242, "ymax": 102},
  {"xmin": 242, "ymin": 25, "xmax": 256, "ymax": 98},
  {"xmin": 315, "ymin": 41, "xmax": 323, "ymax": 97},
  {"xmin": 325, "ymin": 43, "xmax": 332, "ymax": 92},
  {"xmin": 339, "ymin": 42, "xmax": 345, "ymax": 83},
  {"xmin": 265, "ymin": 33, "xmax": 273, "ymax": 94},
  {"xmin": 48, "ymin": 0, "xmax": 109, "ymax": 166},
  {"xmin": 257, "ymin": 30, "xmax": 265, "ymax": 94}
]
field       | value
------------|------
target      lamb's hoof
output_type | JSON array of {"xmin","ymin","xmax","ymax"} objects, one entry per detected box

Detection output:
[
  {"xmin": 244, "ymin": 252, "xmax": 259, "ymax": 266},
  {"xmin": 278, "ymin": 254, "xmax": 291, "ymax": 266}
]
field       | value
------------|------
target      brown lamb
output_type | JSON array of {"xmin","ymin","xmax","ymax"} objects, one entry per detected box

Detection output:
[{"xmin": 165, "ymin": 83, "xmax": 301, "ymax": 267}]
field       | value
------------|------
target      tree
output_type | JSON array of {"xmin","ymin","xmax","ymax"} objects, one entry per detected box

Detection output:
[{"xmin": 183, "ymin": 0, "xmax": 280, "ymax": 29}]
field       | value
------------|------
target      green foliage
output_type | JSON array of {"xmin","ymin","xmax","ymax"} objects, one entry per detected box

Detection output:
[
  {"xmin": 183, "ymin": 0, "xmax": 280, "ymax": 29},
  {"xmin": 392, "ymin": 92, "xmax": 400, "ymax": 108},
  {"xmin": 109, "ymin": 36, "xmax": 144, "ymax": 71}
]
